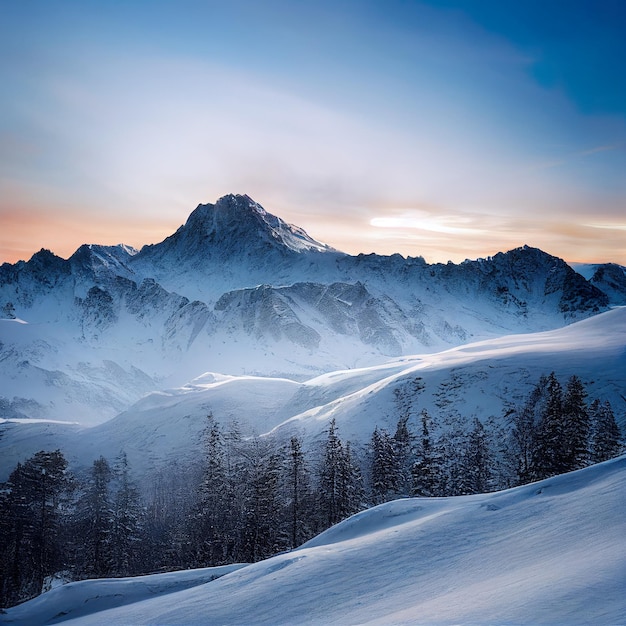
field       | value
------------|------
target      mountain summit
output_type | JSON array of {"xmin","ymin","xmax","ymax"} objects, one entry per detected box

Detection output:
[
  {"xmin": 186, "ymin": 194, "xmax": 335, "ymax": 254},
  {"xmin": 136, "ymin": 193, "xmax": 335, "ymax": 264},
  {"xmin": 129, "ymin": 194, "xmax": 340, "ymax": 298}
]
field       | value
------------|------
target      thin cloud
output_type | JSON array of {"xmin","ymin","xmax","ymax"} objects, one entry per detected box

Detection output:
[
  {"xmin": 1, "ymin": 3, "xmax": 624, "ymax": 265},
  {"xmin": 370, "ymin": 214, "xmax": 487, "ymax": 236},
  {"xmin": 584, "ymin": 222, "xmax": 626, "ymax": 232},
  {"xmin": 577, "ymin": 144, "xmax": 620, "ymax": 157}
]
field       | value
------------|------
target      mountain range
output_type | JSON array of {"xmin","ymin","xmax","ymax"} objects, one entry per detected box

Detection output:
[
  {"xmin": 1, "ymin": 193, "xmax": 625, "ymax": 623},
  {"xmin": 1, "ymin": 193, "xmax": 620, "ymax": 433},
  {"xmin": 2, "ymin": 305, "xmax": 625, "ymax": 484},
  {"xmin": 1, "ymin": 193, "xmax": 625, "ymax": 480}
]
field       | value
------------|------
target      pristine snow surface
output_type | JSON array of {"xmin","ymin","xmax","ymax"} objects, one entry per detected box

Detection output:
[{"xmin": 4, "ymin": 456, "xmax": 625, "ymax": 625}]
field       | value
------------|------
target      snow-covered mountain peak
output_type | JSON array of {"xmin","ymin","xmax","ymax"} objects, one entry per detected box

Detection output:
[
  {"xmin": 0, "ymin": 192, "xmax": 621, "ymax": 427},
  {"xmin": 571, "ymin": 262, "xmax": 626, "ymax": 306},
  {"xmin": 182, "ymin": 193, "xmax": 336, "ymax": 255},
  {"xmin": 69, "ymin": 243, "xmax": 137, "ymax": 268},
  {"xmin": 128, "ymin": 193, "xmax": 342, "ymax": 300}
]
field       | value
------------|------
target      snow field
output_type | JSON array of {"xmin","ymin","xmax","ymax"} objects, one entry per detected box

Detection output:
[{"xmin": 4, "ymin": 456, "xmax": 625, "ymax": 625}]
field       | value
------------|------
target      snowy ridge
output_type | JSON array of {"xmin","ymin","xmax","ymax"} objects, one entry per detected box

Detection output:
[
  {"xmin": 571, "ymin": 262, "xmax": 626, "ymax": 306},
  {"xmin": 4, "ymin": 455, "xmax": 625, "ymax": 625}
]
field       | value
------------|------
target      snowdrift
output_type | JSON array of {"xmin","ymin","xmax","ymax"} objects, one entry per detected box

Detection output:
[{"xmin": 4, "ymin": 456, "xmax": 625, "ymax": 625}]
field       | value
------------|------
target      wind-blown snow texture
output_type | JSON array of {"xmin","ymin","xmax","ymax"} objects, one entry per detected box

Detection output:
[
  {"xmin": 4, "ymin": 456, "xmax": 625, "ymax": 625},
  {"xmin": 0, "ymin": 194, "xmax": 614, "ymax": 425}
]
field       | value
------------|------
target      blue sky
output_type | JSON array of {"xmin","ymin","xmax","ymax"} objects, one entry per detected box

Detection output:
[{"xmin": 1, "ymin": 0, "xmax": 625, "ymax": 264}]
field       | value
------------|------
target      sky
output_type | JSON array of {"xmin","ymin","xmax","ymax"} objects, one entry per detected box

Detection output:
[{"xmin": 1, "ymin": 0, "xmax": 625, "ymax": 265}]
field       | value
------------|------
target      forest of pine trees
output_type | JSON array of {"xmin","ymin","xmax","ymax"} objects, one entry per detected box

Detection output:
[{"xmin": 1, "ymin": 373, "xmax": 622, "ymax": 607}]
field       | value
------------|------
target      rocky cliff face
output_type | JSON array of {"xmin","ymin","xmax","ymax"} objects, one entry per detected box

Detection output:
[{"xmin": 588, "ymin": 263, "xmax": 626, "ymax": 305}]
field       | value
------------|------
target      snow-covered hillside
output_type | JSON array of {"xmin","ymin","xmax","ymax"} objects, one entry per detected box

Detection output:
[
  {"xmin": 0, "ymin": 195, "xmax": 612, "ymax": 425},
  {"xmin": 4, "ymin": 455, "xmax": 625, "ymax": 625},
  {"xmin": 2, "ymin": 307, "xmax": 624, "ymax": 482}
]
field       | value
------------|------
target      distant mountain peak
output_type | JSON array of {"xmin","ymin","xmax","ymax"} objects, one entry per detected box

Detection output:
[{"xmin": 181, "ymin": 193, "xmax": 336, "ymax": 255}]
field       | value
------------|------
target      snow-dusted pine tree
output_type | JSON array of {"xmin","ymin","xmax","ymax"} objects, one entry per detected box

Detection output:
[
  {"xmin": 533, "ymin": 372, "xmax": 564, "ymax": 479},
  {"xmin": 111, "ymin": 451, "xmax": 143, "ymax": 576},
  {"xmin": 369, "ymin": 427, "xmax": 397, "ymax": 504},
  {"xmin": 78, "ymin": 457, "xmax": 114, "ymax": 578},
  {"xmin": 412, "ymin": 409, "xmax": 440, "ymax": 497},
  {"xmin": 561, "ymin": 375, "xmax": 590, "ymax": 471},
  {"xmin": 590, "ymin": 399, "xmax": 622, "ymax": 463},
  {"xmin": 0, "ymin": 450, "xmax": 72, "ymax": 606}
]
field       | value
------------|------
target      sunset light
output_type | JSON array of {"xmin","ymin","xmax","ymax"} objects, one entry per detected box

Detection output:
[{"xmin": 1, "ymin": 1, "xmax": 624, "ymax": 264}]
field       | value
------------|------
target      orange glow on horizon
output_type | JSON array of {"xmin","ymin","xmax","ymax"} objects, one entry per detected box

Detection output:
[
  {"xmin": 0, "ymin": 210, "xmax": 182, "ymax": 264},
  {"xmin": 1, "ymin": 203, "xmax": 624, "ymax": 267}
]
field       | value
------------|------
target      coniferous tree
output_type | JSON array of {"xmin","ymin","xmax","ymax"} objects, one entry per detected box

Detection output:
[
  {"xmin": 285, "ymin": 436, "xmax": 311, "ymax": 549},
  {"xmin": 143, "ymin": 461, "xmax": 199, "ymax": 571},
  {"xmin": 533, "ymin": 372, "xmax": 564, "ymax": 479},
  {"xmin": 589, "ymin": 399, "xmax": 622, "ymax": 463},
  {"xmin": 483, "ymin": 415, "xmax": 512, "ymax": 489},
  {"xmin": 111, "ymin": 452, "xmax": 142, "ymax": 576},
  {"xmin": 340, "ymin": 441, "xmax": 364, "ymax": 518},
  {"xmin": 318, "ymin": 418, "xmax": 362, "ymax": 528},
  {"xmin": 0, "ymin": 451, "xmax": 72, "ymax": 606},
  {"xmin": 0, "ymin": 478, "xmax": 12, "ymax": 604},
  {"xmin": 507, "ymin": 376, "xmax": 548, "ymax": 484},
  {"xmin": 561, "ymin": 375, "xmax": 590, "ymax": 471},
  {"xmin": 239, "ymin": 440, "xmax": 282, "ymax": 562},
  {"xmin": 192, "ymin": 414, "xmax": 229, "ymax": 565},
  {"xmin": 0, "ymin": 463, "xmax": 30, "ymax": 606},
  {"xmin": 222, "ymin": 420, "xmax": 246, "ymax": 562},
  {"xmin": 412, "ymin": 409, "xmax": 440, "ymax": 496},
  {"xmin": 369, "ymin": 427, "xmax": 397, "ymax": 504},
  {"xmin": 436, "ymin": 426, "xmax": 468, "ymax": 496},
  {"xmin": 393, "ymin": 415, "xmax": 414, "ymax": 496},
  {"xmin": 0, "ymin": 463, "xmax": 28, "ymax": 606},
  {"xmin": 79, "ymin": 457, "xmax": 114, "ymax": 578},
  {"xmin": 459, "ymin": 418, "xmax": 492, "ymax": 494},
  {"xmin": 318, "ymin": 418, "xmax": 341, "ymax": 526}
]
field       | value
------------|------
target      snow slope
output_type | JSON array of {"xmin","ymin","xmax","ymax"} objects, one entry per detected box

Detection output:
[
  {"xmin": 4, "ymin": 455, "xmax": 625, "ymax": 625},
  {"xmin": 2, "ymin": 307, "xmax": 624, "ymax": 482},
  {"xmin": 275, "ymin": 304, "xmax": 626, "ymax": 445}
]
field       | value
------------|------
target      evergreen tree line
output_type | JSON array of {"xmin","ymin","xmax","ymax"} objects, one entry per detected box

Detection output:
[
  {"xmin": 508, "ymin": 372, "xmax": 622, "ymax": 483},
  {"xmin": 1, "ymin": 373, "xmax": 622, "ymax": 607},
  {"xmin": 0, "ymin": 451, "xmax": 142, "ymax": 608},
  {"xmin": 369, "ymin": 372, "xmax": 622, "ymax": 502}
]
